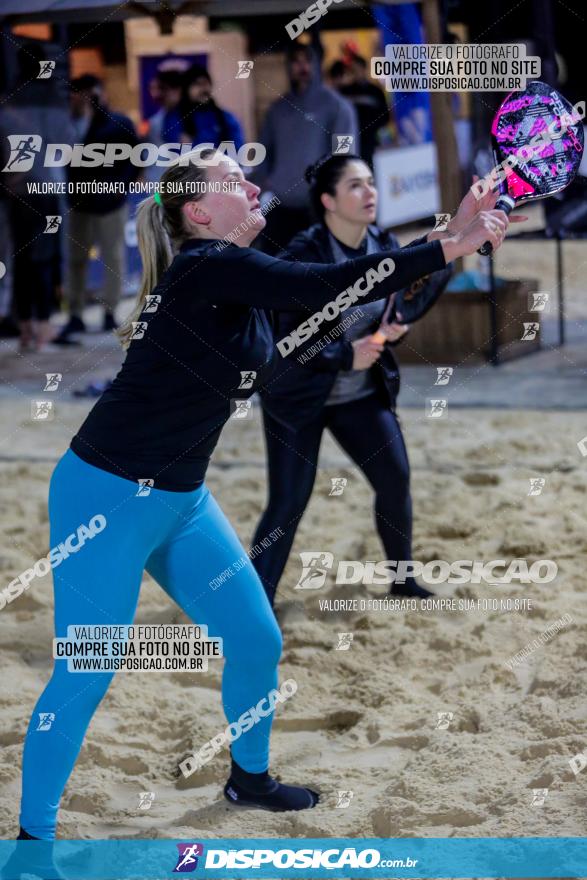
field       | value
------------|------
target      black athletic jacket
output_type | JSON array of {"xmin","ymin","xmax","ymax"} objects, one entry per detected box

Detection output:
[
  {"xmin": 71, "ymin": 236, "xmax": 447, "ymax": 490},
  {"xmin": 259, "ymin": 224, "xmax": 453, "ymax": 429}
]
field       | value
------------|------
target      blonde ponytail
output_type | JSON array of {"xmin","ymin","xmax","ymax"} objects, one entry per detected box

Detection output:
[
  {"xmin": 116, "ymin": 147, "xmax": 218, "ymax": 348},
  {"xmin": 116, "ymin": 196, "xmax": 173, "ymax": 348}
]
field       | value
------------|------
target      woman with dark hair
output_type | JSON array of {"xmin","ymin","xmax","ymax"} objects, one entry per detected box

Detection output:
[
  {"xmin": 251, "ymin": 153, "xmax": 523, "ymax": 606},
  {"xmin": 12, "ymin": 144, "xmax": 508, "ymax": 848}
]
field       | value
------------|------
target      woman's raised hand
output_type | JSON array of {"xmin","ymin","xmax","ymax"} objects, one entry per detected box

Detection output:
[{"xmin": 441, "ymin": 209, "xmax": 510, "ymax": 261}]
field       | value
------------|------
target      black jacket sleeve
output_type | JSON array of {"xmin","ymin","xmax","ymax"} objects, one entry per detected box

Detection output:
[
  {"xmin": 273, "ymin": 234, "xmax": 354, "ymax": 373},
  {"xmin": 192, "ymin": 239, "xmax": 447, "ymax": 313}
]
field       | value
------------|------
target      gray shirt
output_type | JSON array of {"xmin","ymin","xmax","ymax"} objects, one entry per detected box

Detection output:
[{"xmin": 257, "ymin": 84, "xmax": 359, "ymax": 209}]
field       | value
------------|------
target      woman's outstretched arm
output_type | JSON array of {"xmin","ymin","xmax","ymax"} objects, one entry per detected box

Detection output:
[{"xmin": 191, "ymin": 210, "xmax": 507, "ymax": 313}]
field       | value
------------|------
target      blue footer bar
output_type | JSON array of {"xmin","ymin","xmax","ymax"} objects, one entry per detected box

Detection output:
[{"xmin": 0, "ymin": 837, "xmax": 585, "ymax": 878}]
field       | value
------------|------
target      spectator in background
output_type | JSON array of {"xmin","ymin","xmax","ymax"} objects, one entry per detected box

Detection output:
[
  {"xmin": 147, "ymin": 69, "xmax": 183, "ymax": 145},
  {"xmin": 255, "ymin": 41, "xmax": 359, "ymax": 254},
  {"xmin": 337, "ymin": 54, "xmax": 389, "ymax": 167},
  {"xmin": 178, "ymin": 64, "xmax": 245, "ymax": 150},
  {"xmin": 0, "ymin": 44, "xmax": 69, "ymax": 352},
  {"xmin": 55, "ymin": 75, "xmax": 139, "ymax": 344},
  {"xmin": 145, "ymin": 68, "xmax": 184, "ymax": 186},
  {"xmin": 328, "ymin": 59, "xmax": 353, "ymax": 90}
]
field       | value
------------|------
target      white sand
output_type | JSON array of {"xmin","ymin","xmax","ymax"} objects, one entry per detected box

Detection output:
[{"xmin": 0, "ymin": 400, "xmax": 585, "ymax": 840}]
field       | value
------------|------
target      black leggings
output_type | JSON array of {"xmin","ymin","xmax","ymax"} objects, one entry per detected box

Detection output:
[{"xmin": 251, "ymin": 390, "xmax": 412, "ymax": 605}]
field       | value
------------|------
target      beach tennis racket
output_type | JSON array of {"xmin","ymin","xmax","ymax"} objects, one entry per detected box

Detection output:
[
  {"xmin": 478, "ymin": 80, "xmax": 584, "ymax": 255},
  {"xmin": 371, "ymin": 261, "xmax": 453, "ymax": 342}
]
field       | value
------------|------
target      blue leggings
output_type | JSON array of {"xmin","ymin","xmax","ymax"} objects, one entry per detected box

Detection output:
[{"xmin": 19, "ymin": 449, "xmax": 282, "ymax": 840}]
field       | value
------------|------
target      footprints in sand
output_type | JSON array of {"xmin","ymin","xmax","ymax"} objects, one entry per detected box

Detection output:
[
  {"xmin": 378, "ymin": 733, "xmax": 430, "ymax": 750},
  {"xmin": 63, "ymin": 793, "xmax": 103, "ymax": 815},
  {"xmin": 371, "ymin": 802, "xmax": 486, "ymax": 837},
  {"xmin": 0, "ymin": 729, "xmax": 23, "ymax": 747},
  {"xmin": 174, "ymin": 760, "xmax": 218, "ymax": 790},
  {"xmin": 83, "ymin": 744, "xmax": 149, "ymax": 776},
  {"xmin": 274, "ymin": 709, "xmax": 361, "ymax": 733},
  {"xmin": 462, "ymin": 471, "xmax": 502, "ymax": 486}
]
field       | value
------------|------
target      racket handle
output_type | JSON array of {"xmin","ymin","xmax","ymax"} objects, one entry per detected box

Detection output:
[{"xmin": 477, "ymin": 195, "xmax": 516, "ymax": 256}]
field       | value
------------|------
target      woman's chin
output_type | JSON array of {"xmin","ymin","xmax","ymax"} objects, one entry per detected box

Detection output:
[{"xmin": 250, "ymin": 212, "xmax": 266, "ymax": 231}]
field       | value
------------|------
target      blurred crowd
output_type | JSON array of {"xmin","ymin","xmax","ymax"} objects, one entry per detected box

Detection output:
[{"xmin": 0, "ymin": 38, "xmax": 390, "ymax": 353}]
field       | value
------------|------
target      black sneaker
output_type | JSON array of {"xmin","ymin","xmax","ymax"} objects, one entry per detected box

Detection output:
[
  {"xmin": 390, "ymin": 580, "xmax": 435, "ymax": 599},
  {"xmin": 103, "ymin": 312, "xmax": 118, "ymax": 332},
  {"xmin": 53, "ymin": 315, "xmax": 86, "ymax": 345}
]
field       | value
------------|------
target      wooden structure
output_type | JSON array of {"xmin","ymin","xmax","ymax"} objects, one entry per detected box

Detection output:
[{"xmin": 397, "ymin": 279, "xmax": 540, "ymax": 365}]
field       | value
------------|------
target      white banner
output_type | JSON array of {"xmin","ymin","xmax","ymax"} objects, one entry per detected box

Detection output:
[{"xmin": 374, "ymin": 142, "xmax": 440, "ymax": 227}]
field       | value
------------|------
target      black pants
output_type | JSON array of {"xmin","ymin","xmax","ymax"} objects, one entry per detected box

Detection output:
[
  {"xmin": 13, "ymin": 258, "xmax": 56, "ymax": 322},
  {"xmin": 11, "ymin": 196, "xmax": 60, "ymax": 322},
  {"xmin": 252, "ymin": 390, "xmax": 412, "ymax": 605}
]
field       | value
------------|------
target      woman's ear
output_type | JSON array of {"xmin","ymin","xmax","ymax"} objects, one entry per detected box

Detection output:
[
  {"xmin": 321, "ymin": 192, "xmax": 336, "ymax": 214},
  {"xmin": 182, "ymin": 200, "xmax": 210, "ymax": 228}
]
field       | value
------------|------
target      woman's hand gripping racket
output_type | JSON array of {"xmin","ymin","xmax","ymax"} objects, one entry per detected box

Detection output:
[
  {"xmin": 477, "ymin": 80, "xmax": 584, "ymax": 255},
  {"xmin": 371, "ymin": 295, "xmax": 409, "ymax": 346}
]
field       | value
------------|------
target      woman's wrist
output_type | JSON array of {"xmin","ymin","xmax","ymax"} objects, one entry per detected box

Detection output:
[
  {"xmin": 440, "ymin": 236, "xmax": 462, "ymax": 263},
  {"xmin": 427, "ymin": 229, "xmax": 449, "ymax": 242},
  {"xmin": 427, "ymin": 215, "xmax": 458, "ymax": 242}
]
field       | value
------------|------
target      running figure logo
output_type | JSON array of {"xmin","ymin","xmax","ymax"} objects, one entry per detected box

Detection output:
[
  {"xmin": 236, "ymin": 60, "xmax": 254, "ymax": 79},
  {"xmin": 130, "ymin": 321, "xmax": 148, "ymax": 341},
  {"xmin": 335, "ymin": 632, "xmax": 353, "ymax": 651},
  {"xmin": 433, "ymin": 213, "xmax": 451, "ymax": 231},
  {"xmin": 44, "ymin": 216, "xmax": 62, "ymax": 234},
  {"xmin": 530, "ymin": 292, "xmax": 549, "ymax": 312},
  {"xmin": 521, "ymin": 322, "xmax": 539, "ymax": 341},
  {"xmin": 238, "ymin": 370, "xmax": 256, "ymax": 390},
  {"xmin": 531, "ymin": 788, "xmax": 548, "ymax": 806},
  {"xmin": 173, "ymin": 843, "xmax": 204, "ymax": 873},
  {"xmin": 428, "ymin": 399, "xmax": 448, "ymax": 418},
  {"xmin": 335, "ymin": 790, "xmax": 354, "ymax": 808},
  {"xmin": 333, "ymin": 134, "xmax": 353, "ymax": 154},
  {"xmin": 138, "ymin": 791, "xmax": 155, "ymax": 810},
  {"xmin": 44, "ymin": 373, "xmax": 62, "ymax": 391},
  {"xmin": 329, "ymin": 477, "xmax": 347, "ymax": 496},
  {"xmin": 37, "ymin": 712, "xmax": 55, "ymax": 731},
  {"xmin": 435, "ymin": 711, "xmax": 454, "ymax": 730},
  {"xmin": 3, "ymin": 135, "xmax": 42, "ymax": 172},
  {"xmin": 434, "ymin": 367, "xmax": 453, "ymax": 386},
  {"xmin": 528, "ymin": 477, "xmax": 545, "ymax": 496},
  {"xmin": 37, "ymin": 60, "xmax": 55, "ymax": 79},
  {"xmin": 144, "ymin": 294, "xmax": 161, "ymax": 313},
  {"xmin": 295, "ymin": 552, "xmax": 334, "ymax": 590},
  {"xmin": 136, "ymin": 479, "xmax": 154, "ymax": 497},
  {"xmin": 232, "ymin": 399, "xmax": 252, "ymax": 419},
  {"xmin": 31, "ymin": 400, "xmax": 54, "ymax": 420}
]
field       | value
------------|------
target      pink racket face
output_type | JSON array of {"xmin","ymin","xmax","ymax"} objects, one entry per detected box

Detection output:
[{"xmin": 491, "ymin": 81, "xmax": 584, "ymax": 205}]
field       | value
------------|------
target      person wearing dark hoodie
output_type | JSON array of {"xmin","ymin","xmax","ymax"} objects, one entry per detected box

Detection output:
[
  {"xmin": 181, "ymin": 64, "xmax": 245, "ymax": 150},
  {"xmin": 252, "ymin": 153, "xmax": 525, "ymax": 606},
  {"xmin": 256, "ymin": 39, "xmax": 359, "ymax": 254}
]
